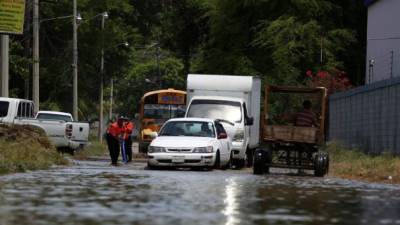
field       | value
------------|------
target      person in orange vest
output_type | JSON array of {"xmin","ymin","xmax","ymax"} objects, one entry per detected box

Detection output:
[
  {"xmin": 106, "ymin": 116, "xmax": 125, "ymax": 166},
  {"xmin": 122, "ymin": 119, "xmax": 134, "ymax": 162}
]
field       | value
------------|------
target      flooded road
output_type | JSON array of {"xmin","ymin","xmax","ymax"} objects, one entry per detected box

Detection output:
[{"xmin": 0, "ymin": 159, "xmax": 399, "ymax": 225}]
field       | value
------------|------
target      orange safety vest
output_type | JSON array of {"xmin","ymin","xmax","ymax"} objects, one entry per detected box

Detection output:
[
  {"xmin": 122, "ymin": 121, "xmax": 134, "ymax": 140},
  {"xmin": 107, "ymin": 122, "xmax": 124, "ymax": 137}
]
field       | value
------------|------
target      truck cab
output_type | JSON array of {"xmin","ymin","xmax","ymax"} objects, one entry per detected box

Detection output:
[{"xmin": 185, "ymin": 74, "xmax": 261, "ymax": 168}]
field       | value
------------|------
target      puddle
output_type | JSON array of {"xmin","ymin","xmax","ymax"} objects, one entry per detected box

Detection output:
[{"xmin": 0, "ymin": 160, "xmax": 399, "ymax": 225}]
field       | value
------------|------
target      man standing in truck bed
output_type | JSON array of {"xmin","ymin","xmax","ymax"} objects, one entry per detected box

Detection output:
[{"xmin": 294, "ymin": 100, "xmax": 317, "ymax": 127}]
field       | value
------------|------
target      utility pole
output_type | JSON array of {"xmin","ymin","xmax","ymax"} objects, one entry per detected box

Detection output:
[
  {"xmin": 72, "ymin": 0, "xmax": 78, "ymax": 120},
  {"xmin": 98, "ymin": 14, "xmax": 106, "ymax": 142},
  {"xmin": 0, "ymin": 35, "xmax": 9, "ymax": 97},
  {"xmin": 33, "ymin": 0, "xmax": 39, "ymax": 111},
  {"xmin": 109, "ymin": 78, "xmax": 113, "ymax": 120},
  {"xmin": 156, "ymin": 44, "xmax": 162, "ymax": 88},
  {"xmin": 320, "ymin": 36, "xmax": 323, "ymax": 64}
]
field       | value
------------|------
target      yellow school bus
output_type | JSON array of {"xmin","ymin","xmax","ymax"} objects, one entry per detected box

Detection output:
[{"xmin": 138, "ymin": 88, "xmax": 186, "ymax": 152}]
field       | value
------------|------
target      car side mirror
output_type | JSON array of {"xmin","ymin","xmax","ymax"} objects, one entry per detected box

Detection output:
[
  {"xmin": 218, "ymin": 132, "xmax": 227, "ymax": 139},
  {"xmin": 245, "ymin": 117, "xmax": 254, "ymax": 126}
]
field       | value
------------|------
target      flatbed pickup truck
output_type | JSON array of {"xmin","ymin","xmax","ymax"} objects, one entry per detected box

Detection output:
[{"xmin": 0, "ymin": 97, "xmax": 89, "ymax": 151}]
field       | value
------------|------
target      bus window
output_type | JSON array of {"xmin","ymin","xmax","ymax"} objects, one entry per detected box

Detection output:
[
  {"xmin": 171, "ymin": 105, "xmax": 186, "ymax": 118},
  {"xmin": 144, "ymin": 104, "xmax": 171, "ymax": 120}
]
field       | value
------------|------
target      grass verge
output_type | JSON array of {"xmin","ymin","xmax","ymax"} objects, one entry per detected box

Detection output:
[
  {"xmin": 73, "ymin": 141, "xmax": 108, "ymax": 160},
  {"xmin": 326, "ymin": 142, "xmax": 400, "ymax": 184},
  {"xmin": 0, "ymin": 125, "xmax": 68, "ymax": 175}
]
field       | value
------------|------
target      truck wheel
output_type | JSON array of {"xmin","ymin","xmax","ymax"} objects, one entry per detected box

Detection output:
[
  {"xmin": 246, "ymin": 148, "xmax": 254, "ymax": 167},
  {"xmin": 231, "ymin": 158, "xmax": 245, "ymax": 170},
  {"xmin": 314, "ymin": 153, "xmax": 328, "ymax": 177},
  {"xmin": 253, "ymin": 148, "xmax": 267, "ymax": 175},
  {"xmin": 323, "ymin": 153, "xmax": 330, "ymax": 175}
]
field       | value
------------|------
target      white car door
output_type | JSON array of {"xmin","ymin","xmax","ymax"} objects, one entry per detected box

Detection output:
[{"xmin": 215, "ymin": 122, "xmax": 230, "ymax": 164}]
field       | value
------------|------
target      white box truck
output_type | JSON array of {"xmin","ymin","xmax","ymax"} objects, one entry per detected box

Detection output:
[{"xmin": 185, "ymin": 74, "xmax": 261, "ymax": 168}]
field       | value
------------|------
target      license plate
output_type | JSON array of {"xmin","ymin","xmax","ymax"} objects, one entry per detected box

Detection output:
[{"xmin": 172, "ymin": 156, "xmax": 185, "ymax": 163}]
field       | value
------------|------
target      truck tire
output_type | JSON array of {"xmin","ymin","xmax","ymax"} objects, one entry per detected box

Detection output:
[
  {"xmin": 314, "ymin": 153, "xmax": 329, "ymax": 177},
  {"xmin": 231, "ymin": 158, "xmax": 245, "ymax": 170},
  {"xmin": 246, "ymin": 148, "xmax": 255, "ymax": 167},
  {"xmin": 253, "ymin": 148, "xmax": 268, "ymax": 175}
]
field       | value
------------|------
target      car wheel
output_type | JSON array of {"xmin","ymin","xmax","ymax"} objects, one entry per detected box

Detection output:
[
  {"xmin": 139, "ymin": 142, "xmax": 147, "ymax": 153},
  {"xmin": 147, "ymin": 163, "xmax": 158, "ymax": 170},
  {"xmin": 228, "ymin": 151, "xmax": 234, "ymax": 169},
  {"xmin": 214, "ymin": 151, "xmax": 221, "ymax": 169},
  {"xmin": 221, "ymin": 151, "xmax": 233, "ymax": 170}
]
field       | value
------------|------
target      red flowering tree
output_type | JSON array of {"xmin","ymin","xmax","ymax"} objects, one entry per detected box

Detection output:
[{"xmin": 305, "ymin": 69, "xmax": 352, "ymax": 95}]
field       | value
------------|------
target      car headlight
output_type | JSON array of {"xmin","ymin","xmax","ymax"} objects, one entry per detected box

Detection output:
[
  {"xmin": 233, "ymin": 129, "xmax": 244, "ymax": 142},
  {"xmin": 148, "ymin": 146, "xmax": 166, "ymax": 153},
  {"xmin": 193, "ymin": 146, "xmax": 213, "ymax": 153}
]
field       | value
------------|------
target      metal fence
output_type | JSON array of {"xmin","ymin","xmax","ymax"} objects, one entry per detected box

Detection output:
[{"xmin": 329, "ymin": 77, "xmax": 400, "ymax": 154}]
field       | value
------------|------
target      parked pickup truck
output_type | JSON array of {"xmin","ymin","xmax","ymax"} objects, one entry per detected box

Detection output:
[{"xmin": 0, "ymin": 97, "xmax": 89, "ymax": 151}]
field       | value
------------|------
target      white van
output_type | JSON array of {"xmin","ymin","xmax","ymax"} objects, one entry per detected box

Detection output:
[{"xmin": 185, "ymin": 74, "xmax": 261, "ymax": 168}]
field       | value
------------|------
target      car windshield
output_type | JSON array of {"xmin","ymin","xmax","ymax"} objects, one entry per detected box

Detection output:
[
  {"xmin": 186, "ymin": 100, "xmax": 242, "ymax": 123},
  {"xmin": 36, "ymin": 113, "xmax": 73, "ymax": 122},
  {"xmin": 159, "ymin": 121, "xmax": 215, "ymax": 138},
  {"xmin": 0, "ymin": 101, "xmax": 9, "ymax": 117}
]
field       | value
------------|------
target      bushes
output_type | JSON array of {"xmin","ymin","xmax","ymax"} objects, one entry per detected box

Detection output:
[{"xmin": 0, "ymin": 125, "xmax": 68, "ymax": 174}]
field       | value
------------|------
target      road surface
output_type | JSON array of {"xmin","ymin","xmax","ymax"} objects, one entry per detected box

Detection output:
[{"xmin": 0, "ymin": 158, "xmax": 399, "ymax": 225}]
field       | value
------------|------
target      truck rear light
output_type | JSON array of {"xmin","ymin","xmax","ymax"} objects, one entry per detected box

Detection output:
[{"xmin": 66, "ymin": 124, "xmax": 73, "ymax": 139}]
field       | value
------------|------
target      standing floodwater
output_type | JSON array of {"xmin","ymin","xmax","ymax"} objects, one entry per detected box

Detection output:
[{"xmin": 0, "ymin": 160, "xmax": 399, "ymax": 225}]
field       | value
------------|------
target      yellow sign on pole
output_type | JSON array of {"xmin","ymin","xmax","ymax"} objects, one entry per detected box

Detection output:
[{"xmin": 0, "ymin": 0, "xmax": 25, "ymax": 35}]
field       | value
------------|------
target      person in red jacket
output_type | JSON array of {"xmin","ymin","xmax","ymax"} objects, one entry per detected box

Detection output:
[
  {"xmin": 106, "ymin": 117, "xmax": 125, "ymax": 165},
  {"xmin": 122, "ymin": 120, "xmax": 134, "ymax": 162}
]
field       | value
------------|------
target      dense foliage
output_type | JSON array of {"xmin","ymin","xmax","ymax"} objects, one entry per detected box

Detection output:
[{"xmin": 8, "ymin": 0, "xmax": 366, "ymax": 120}]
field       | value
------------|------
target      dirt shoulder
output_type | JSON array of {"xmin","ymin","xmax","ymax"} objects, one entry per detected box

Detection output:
[
  {"xmin": 326, "ymin": 142, "xmax": 400, "ymax": 184},
  {"xmin": 0, "ymin": 125, "xmax": 68, "ymax": 174}
]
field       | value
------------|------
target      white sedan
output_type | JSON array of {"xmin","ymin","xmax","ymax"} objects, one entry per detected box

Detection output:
[{"xmin": 147, "ymin": 118, "xmax": 232, "ymax": 169}]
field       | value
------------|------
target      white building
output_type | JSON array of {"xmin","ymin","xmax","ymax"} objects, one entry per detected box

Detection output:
[{"xmin": 365, "ymin": 0, "xmax": 400, "ymax": 83}]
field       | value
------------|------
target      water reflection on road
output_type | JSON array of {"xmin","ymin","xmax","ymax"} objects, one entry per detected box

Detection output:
[{"xmin": 0, "ymin": 159, "xmax": 399, "ymax": 225}]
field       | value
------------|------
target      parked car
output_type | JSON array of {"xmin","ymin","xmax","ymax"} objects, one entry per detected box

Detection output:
[
  {"xmin": 186, "ymin": 74, "xmax": 261, "ymax": 168},
  {"xmin": 147, "ymin": 118, "xmax": 232, "ymax": 170},
  {"xmin": 0, "ymin": 98, "xmax": 89, "ymax": 151}
]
